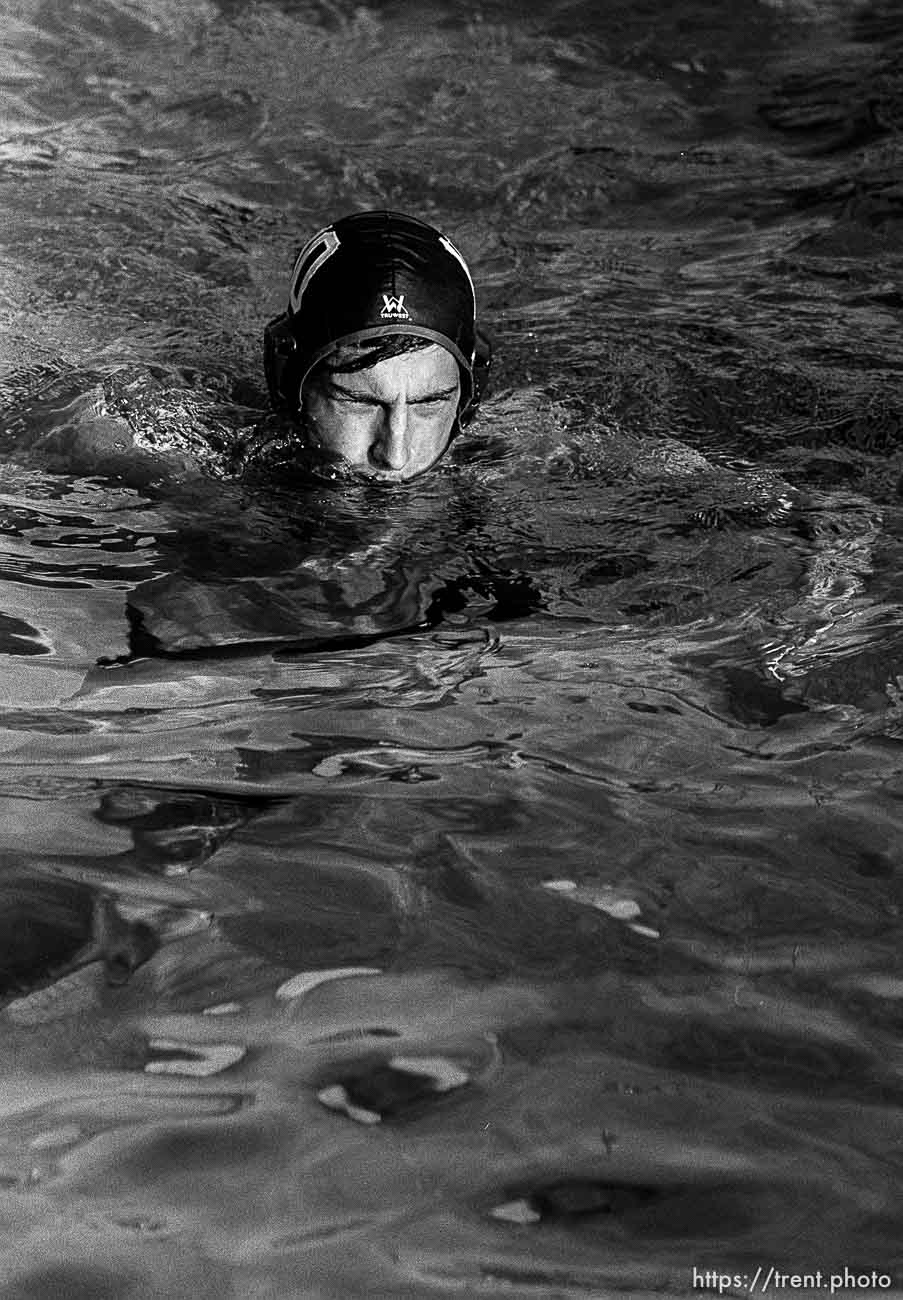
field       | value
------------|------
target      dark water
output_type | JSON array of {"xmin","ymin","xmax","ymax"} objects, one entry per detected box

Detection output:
[{"xmin": 2, "ymin": 1, "xmax": 903, "ymax": 1295}]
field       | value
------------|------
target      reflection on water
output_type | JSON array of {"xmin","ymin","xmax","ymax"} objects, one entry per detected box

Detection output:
[{"xmin": 1, "ymin": 0, "xmax": 903, "ymax": 1294}]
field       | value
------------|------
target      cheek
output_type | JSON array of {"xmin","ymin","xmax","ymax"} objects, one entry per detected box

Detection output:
[
  {"xmin": 303, "ymin": 395, "xmax": 372, "ymax": 450},
  {"xmin": 414, "ymin": 402, "xmax": 458, "ymax": 448}
]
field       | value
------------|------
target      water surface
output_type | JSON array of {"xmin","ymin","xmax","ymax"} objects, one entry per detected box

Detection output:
[{"xmin": 1, "ymin": 1, "xmax": 903, "ymax": 1295}]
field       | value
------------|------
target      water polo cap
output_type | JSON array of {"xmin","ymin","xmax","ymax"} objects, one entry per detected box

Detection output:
[{"xmin": 263, "ymin": 210, "xmax": 490, "ymax": 424}]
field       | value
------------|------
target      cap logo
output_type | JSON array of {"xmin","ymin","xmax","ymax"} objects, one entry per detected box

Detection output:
[{"xmin": 380, "ymin": 293, "xmax": 410, "ymax": 320}]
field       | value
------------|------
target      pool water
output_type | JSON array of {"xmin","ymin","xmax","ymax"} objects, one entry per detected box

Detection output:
[{"xmin": 1, "ymin": 1, "xmax": 902, "ymax": 1295}]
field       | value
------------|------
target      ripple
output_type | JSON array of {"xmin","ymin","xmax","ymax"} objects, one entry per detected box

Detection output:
[{"xmin": 1, "ymin": 0, "xmax": 903, "ymax": 1294}]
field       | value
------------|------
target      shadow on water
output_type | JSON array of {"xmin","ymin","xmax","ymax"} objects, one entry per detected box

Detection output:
[{"xmin": 1, "ymin": 0, "xmax": 903, "ymax": 1294}]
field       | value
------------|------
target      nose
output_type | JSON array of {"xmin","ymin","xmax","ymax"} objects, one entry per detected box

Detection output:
[{"xmin": 371, "ymin": 401, "xmax": 409, "ymax": 471}]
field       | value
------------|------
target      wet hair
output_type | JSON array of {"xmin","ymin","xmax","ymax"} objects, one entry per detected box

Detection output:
[{"xmin": 319, "ymin": 332, "xmax": 435, "ymax": 376}]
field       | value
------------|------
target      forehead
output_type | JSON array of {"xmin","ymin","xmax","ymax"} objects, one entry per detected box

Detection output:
[{"xmin": 325, "ymin": 343, "xmax": 459, "ymax": 392}]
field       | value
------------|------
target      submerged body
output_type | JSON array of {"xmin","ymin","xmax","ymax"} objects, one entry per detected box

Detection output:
[{"xmin": 3, "ymin": 4, "xmax": 903, "ymax": 1293}]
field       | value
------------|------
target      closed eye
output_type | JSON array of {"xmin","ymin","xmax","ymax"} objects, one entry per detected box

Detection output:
[
  {"xmin": 333, "ymin": 393, "xmax": 382, "ymax": 408},
  {"xmin": 325, "ymin": 384, "xmax": 458, "ymax": 407},
  {"xmin": 410, "ymin": 389, "xmax": 458, "ymax": 406}
]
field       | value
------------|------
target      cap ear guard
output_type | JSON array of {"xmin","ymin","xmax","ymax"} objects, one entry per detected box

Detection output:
[
  {"xmin": 458, "ymin": 327, "xmax": 492, "ymax": 428},
  {"xmin": 263, "ymin": 311, "xmax": 302, "ymax": 416}
]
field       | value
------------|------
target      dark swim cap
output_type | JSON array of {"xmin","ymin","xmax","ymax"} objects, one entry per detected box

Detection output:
[{"xmin": 263, "ymin": 210, "xmax": 489, "ymax": 423}]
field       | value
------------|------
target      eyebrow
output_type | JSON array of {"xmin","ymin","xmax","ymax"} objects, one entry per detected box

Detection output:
[{"xmin": 324, "ymin": 379, "xmax": 459, "ymax": 405}]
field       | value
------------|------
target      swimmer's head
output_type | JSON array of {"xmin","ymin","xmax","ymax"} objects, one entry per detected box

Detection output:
[{"xmin": 263, "ymin": 210, "xmax": 490, "ymax": 478}]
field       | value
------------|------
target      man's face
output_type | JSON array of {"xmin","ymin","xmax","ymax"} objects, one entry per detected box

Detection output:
[{"xmin": 301, "ymin": 343, "xmax": 461, "ymax": 481}]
